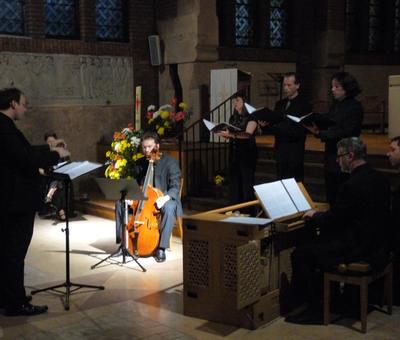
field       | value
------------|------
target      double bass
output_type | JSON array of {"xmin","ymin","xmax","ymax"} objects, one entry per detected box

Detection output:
[{"xmin": 126, "ymin": 149, "xmax": 163, "ymax": 257}]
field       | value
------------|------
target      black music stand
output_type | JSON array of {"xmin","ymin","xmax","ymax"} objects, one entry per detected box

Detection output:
[
  {"xmin": 31, "ymin": 161, "xmax": 105, "ymax": 311},
  {"xmin": 91, "ymin": 178, "xmax": 147, "ymax": 272}
]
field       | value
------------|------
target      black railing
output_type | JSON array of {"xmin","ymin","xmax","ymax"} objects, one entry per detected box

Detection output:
[{"xmin": 178, "ymin": 86, "xmax": 250, "ymax": 199}]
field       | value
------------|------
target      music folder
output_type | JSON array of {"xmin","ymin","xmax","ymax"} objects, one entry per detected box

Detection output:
[
  {"xmin": 53, "ymin": 161, "xmax": 103, "ymax": 180},
  {"xmin": 203, "ymin": 119, "xmax": 241, "ymax": 133},
  {"xmin": 286, "ymin": 112, "xmax": 335, "ymax": 129},
  {"xmin": 245, "ymin": 103, "xmax": 283, "ymax": 124}
]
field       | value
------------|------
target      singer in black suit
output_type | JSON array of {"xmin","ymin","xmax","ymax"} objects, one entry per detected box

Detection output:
[
  {"xmin": 0, "ymin": 88, "xmax": 69, "ymax": 316},
  {"xmin": 260, "ymin": 72, "xmax": 312, "ymax": 181},
  {"xmin": 305, "ymin": 72, "xmax": 363, "ymax": 206}
]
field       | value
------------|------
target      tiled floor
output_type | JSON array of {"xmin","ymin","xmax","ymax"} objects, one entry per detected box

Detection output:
[{"xmin": 1, "ymin": 214, "xmax": 399, "ymax": 339}]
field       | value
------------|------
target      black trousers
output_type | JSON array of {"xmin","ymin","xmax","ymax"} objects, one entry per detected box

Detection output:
[
  {"xmin": 0, "ymin": 212, "xmax": 35, "ymax": 309},
  {"xmin": 290, "ymin": 237, "xmax": 349, "ymax": 308},
  {"xmin": 276, "ymin": 161, "xmax": 304, "ymax": 182},
  {"xmin": 229, "ymin": 161, "xmax": 256, "ymax": 206}
]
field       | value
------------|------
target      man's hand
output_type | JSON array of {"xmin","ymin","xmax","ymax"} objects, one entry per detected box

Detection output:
[
  {"xmin": 156, "ymin": 195, "xmax": 170, "ymax": 209},
  {"xmin": 303, "ymin": 209, "xmax": 318, "ymax": 220},
  {"xmin": 49, "ymin": 139, "xmax": 67, "ymax": 149},
  {"xmin": 303, "ymin": 122, "xmax": 319, "ymax": 135},
  {"xmin": 53, "ymin": 147, "xmax": 71, "ymax": 159}
]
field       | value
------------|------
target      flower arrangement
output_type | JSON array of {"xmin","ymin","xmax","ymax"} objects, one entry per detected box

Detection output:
[
  {"xmin": 146, "ymin": 98, "xmax": 189, "ymax": 137},
  {"xmin": 104, "ymin": 123, "xmax": 144, "ymax": 179},
  {"xmin": 214, "ymin": 170, "xmax": 226, "ymax": 186}
]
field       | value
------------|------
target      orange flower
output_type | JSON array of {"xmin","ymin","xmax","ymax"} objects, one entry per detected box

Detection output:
[
  {"xmin": 127, "ymin": 122, "xmax": 134, "ymax": 131},
  {"xmin": 113, "ymin": 132, "xmax": 125, "ymax": 140}
]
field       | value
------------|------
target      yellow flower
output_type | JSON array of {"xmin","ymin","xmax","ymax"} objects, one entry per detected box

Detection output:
[
  {"xmin": 148, "ymin": 118, "xmax": 154, "ymax": 124},
  {"xmin": 164, "ymin": 120, "xmax": 170, "ymax": 127},
  {"xmin": 133, "ymin": 153, "xmax": 144, "ymax": 161},
  {"xmin": 157, "ymin": 127, "xmax": 165, "ymax": 136},
  {"xmin": 179, "ymin": 102, "xmax": 188, "ymax": 110},
  {"xmin": 215, "ymin": 175, "xmax": 224, "ymax": 185},
  {"xmin": 160, "ymin": 110, "xmax": 170, "ymax": 120}
]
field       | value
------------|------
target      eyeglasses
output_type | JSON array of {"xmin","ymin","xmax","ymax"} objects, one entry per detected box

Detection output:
[{"xmin": 336, "ymin": 152, "xmax": 350, "ymax": 160}]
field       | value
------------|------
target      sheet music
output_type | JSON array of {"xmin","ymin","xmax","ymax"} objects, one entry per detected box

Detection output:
[
  {"xmin": 281, "ymin": 178, "xmax": 311, "ymax": 212},
  {"xmin": 244, "ymin": 102, "xmax": 256, "ymax": 113},
  {"xmin": 254, "ymin": 181, "xmax": 298, "ymax": 220},
  {"xmin": 203, "ymin": 119, "xmax": 216, "ymax": 131},
  {"xmin": 54, "ymin": 161, "xmax": 102, "ymax": 180},
  {"xmin": 222, "ymin": 216, "xmax": 272, "ymax": 225}
]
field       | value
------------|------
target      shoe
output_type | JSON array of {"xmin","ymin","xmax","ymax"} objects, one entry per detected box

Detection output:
[
  {"xmin": 5, "ymin": 302, "xmax": 48, "ymax": 316},
  {"xmin": 0, "ymin": 295, "xmax": 32, "ymax": 309},
  {"xmin": 285, "ymin": 308, "xmax": 323, "ymax": 325},
  {"xmin": 154, "ymin": 248, "xmax": 166, "ymax": 263}
]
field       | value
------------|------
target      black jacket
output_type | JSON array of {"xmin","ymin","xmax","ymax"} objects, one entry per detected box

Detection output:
[
  {"xmin": 310, "ymin": 163, "xmax": 391, "ymax": 269},
  {"xmin": 0, "ymin": 112, "xmax": 60, "ymax": 216},
  {"xmin": 317, "ymin": 98, "xmax": 363, "ymax": 172}
]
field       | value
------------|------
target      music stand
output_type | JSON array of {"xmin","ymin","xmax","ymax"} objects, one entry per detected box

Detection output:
[
  {"xmin": 91, "ymin": 178, "xmax": 147, "ymax": 272},
  {"xmin": 31, "ymin": 161, "xmax": 105, "ymax": 311}
]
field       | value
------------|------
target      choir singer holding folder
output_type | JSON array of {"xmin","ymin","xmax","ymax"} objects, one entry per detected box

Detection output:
[
  {"xmin": 302, "ymin": 72, "xmax": 363, "ymax": 206},
  {"xmin": 215, "ymin": 93, "xmax": 258, "ymax": 209},
  {"xmin": 259, "ymin": 72, "xmax": 312, "ymax": 182}
]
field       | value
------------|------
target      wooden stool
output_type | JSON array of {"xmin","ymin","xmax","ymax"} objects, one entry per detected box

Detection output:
[{"xmin": 324, "ymin": 262, "xmax": 393, "ymax": 333}]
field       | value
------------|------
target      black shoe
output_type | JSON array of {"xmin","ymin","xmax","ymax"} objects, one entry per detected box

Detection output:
[
  {"xmin": 5, "ymin": 303, "xmax": 48, "ymax": 316},
  {"xmin": 0, "ymin": 295, "xmax": 31, "ymax": 309},
  {"xmin": 285, "ymin": 308, "xmax": 323, "ymax": 325},
  {"xmin": 154, "ymin": 248, "xmax": 166, "ymax": 263}
]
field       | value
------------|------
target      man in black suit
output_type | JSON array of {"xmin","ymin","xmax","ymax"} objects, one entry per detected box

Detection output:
[
  {"xmin": 387, "ymin": 136, "xmax": 400, "ymax": 305},
  {"xmin": 260, "ymin": 72, "xmax": 312, "ymax": 182},
  {"xmin": 286, "ymin": 137, "xmax": 391, "ymax": 324},
  {"xmin": 0, "ymin": 88, "xmax": 69, "ymax": 316},
  {"xmin": 305, "ymin": 72, "xmax": 363, "ymax": 206},
  {"xmin": 134, "ymin": 132, "xmax": 182, "ymax": 262}
]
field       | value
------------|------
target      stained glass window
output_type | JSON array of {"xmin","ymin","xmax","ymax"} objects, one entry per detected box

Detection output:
[
  {"xmin": 0, "ymin": 0, "xmax": 25, "ymax": 35},
  {"xmin": 345, "ymin": 0, "xmax": 357, "ymax": 52},
  {"xmin": 96, "ymin": 0, "xmax": 128, "ymax": 41},
  {"xmin": 235, "ymin": 0, "xmax": 254, "ymax": 46},
  {"xmin": 45, "ymin": 0, "xmax": 78, "ymax": 38},
  {"xmin": 395, "ymin": 0, "xmax": 400, "ymax": 52},
  {"xmin": 368, "ymin": 0, "xmax": 382, "ymax": 52},
  {"xmin": 269, "ymin": 0, "xmax": 287, "ymax": 48}
]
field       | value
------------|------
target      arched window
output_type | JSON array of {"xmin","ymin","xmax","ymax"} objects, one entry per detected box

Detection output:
[
  {"xmin": 96, "ymin": 0, "xmax": 128, "ymax": 41},
  {"xmin": 235, "ymin": 0, "xmax": 254, "ymax": 46},
  {"xmin": 0, "ymin": 0, "xmax": 25, "ymax": 35},
  {"xmin": 269, "ymin": 0, "xmax": 288, "ymax": 48},
  {"xmin": 224, "ymin": 0, "xmax": 289, "ymax": 49},
  {"xmin": 45, "ymin": 0, "xmax": 78, "ymax": 38},
  {"xmin": 368, "ymin": 0, "xmax": 383, "ymax": 52}
]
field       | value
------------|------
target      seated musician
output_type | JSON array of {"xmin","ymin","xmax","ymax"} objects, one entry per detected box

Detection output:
[
  {"xmin": 115, "ymin": 131, "xmax": 182, "ymax": 263},
  {"xmin": 286, "ymin": 137, "xmax": 391, "ymax": 324},
  {"xmin": 38, "ymin": 132, "xmax": 73, "ymax": 220}
]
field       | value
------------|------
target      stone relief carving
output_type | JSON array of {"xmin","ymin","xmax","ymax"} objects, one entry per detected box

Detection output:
[{"xmin": 0, "ymin": 52, "xmax": 133, "ymax": 106}]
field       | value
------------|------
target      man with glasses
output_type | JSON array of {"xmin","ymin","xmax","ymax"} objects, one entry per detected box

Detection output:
[{"xmin": 285, "ymin": 137, "xmax": 391, "ymax": 324}]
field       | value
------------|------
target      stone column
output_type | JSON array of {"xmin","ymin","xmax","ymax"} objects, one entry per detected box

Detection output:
[{"xmin": 311, "ymin": 0, "xmax": 346, "ymax": 107}]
